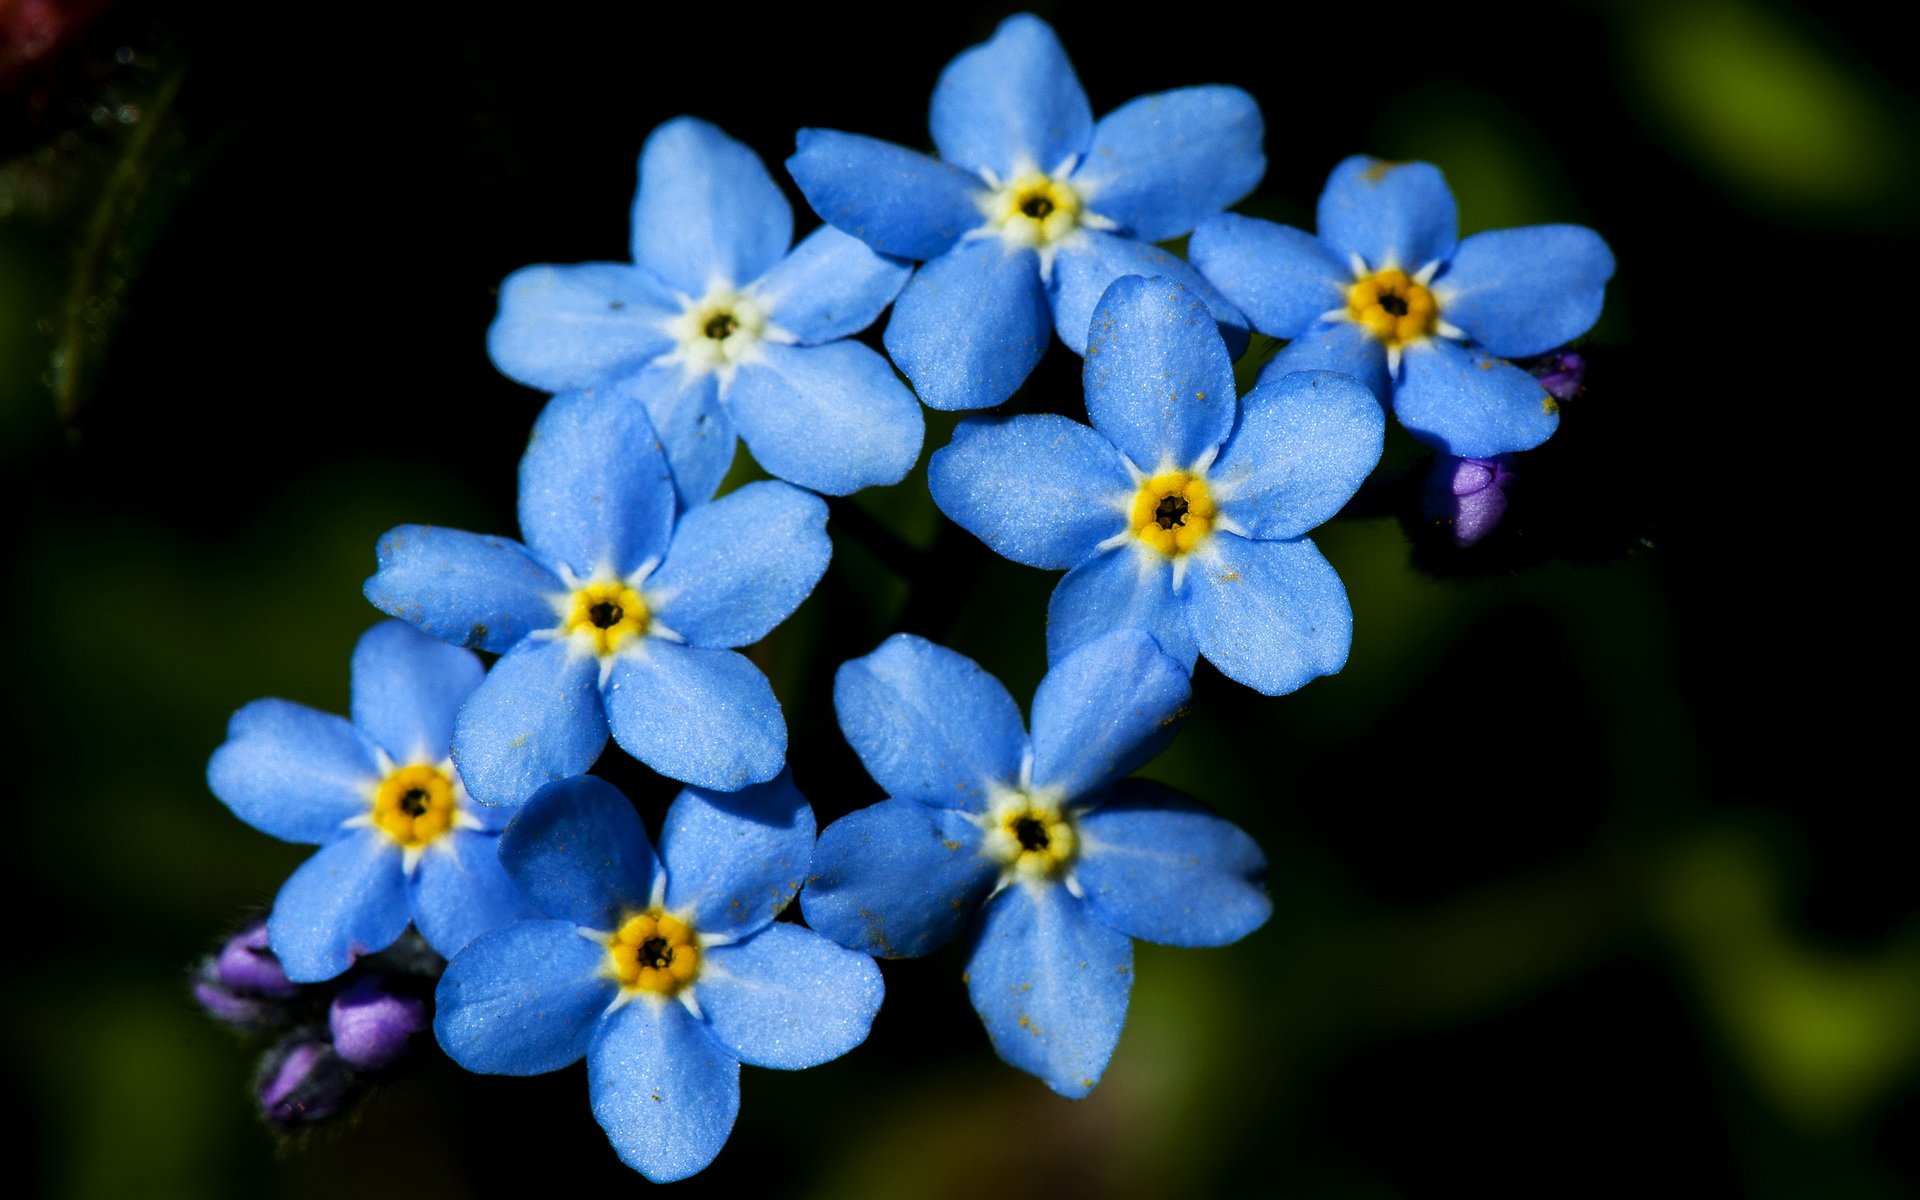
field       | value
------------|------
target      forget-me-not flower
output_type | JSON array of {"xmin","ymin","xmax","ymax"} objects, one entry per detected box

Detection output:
[
  {"xmin": 786, "ymin": 12, "xmax": 1261, "ymax": 411},
  {"xmin": 435, "ymin": 773, "xmax": 882, "ymax": 1182},
  {"xmin": 803, "ymin": 630, "xmax": 1269, "ymax": 1097},
  {"xmin": 208, "ymin": 621, "xmax": 539, "ymax": 982},
  {"xmin": 1190, "ymin": 155, "xmax": 1614, "ymax": 457},
  {"xmin": 929, "ymin": 275, "xmax": 1383, "ymax": 695},
  {"xmin": 365, "ymin": 390, "xmax": 829, "ymax": 802},
  {"xmin": 488, "ymin": 116, "xmax": 923, "ymax": 505}
]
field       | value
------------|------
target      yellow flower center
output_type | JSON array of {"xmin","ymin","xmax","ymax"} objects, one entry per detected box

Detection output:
[
  {"xmin": 985, "ymin": 172, "xmax": 1084, "ymax": 248},
  {"xmin": 1129, "ymin": 471, "xmax": 1216, "ymax": 556},
  {"xmin": 565, "ymin": 581, "xmax": 649, "ymax": 656},
  {"xmin": 370, "ymin": 764, "xmax": 458, "ymax": 850},
  {"xmin": 982, "ymin": 793, "xmax": 1077, "ymax": 881},
  {"xmin": 606, "ymin": 910, "xmax": 701, "ymax": 996},
  {"xmin": 1347, "ymin": 268, "xmax": 1439, "ymax": 348}
]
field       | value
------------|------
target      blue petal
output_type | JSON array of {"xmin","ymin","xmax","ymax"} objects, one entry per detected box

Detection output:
[
  {"xmin": 1258, "ymin": 320, "xmax": 1390, "ymax": 403},
  {"xmin": 1046, "ymin": 230, "xmax": 1246, "ymax": 356},
  {"xmin": 630, "ymin": 116, "xmax": 791, "ymax": 295},
  {"xmin": 1315, "ymin": 155, "xmax": 1458, "ymax": 272},
  {"xmin": 724, "ymin": 342, "xmax": 923, "ymax": 495},
  {"xmin": 1072, "ymin": 86, "xmax": 1264, "ymax": 242},
  {"xmin": 451, "ymin": 638, "xmax": 607, "ymax": 808},
  {"xmin": 208, "ymin": 700, "xmax": 378, "ymax": 844},
  {"xmin": 1081, "ymin": 274, "xmax": 1237, "ymax": 470},
  {"xmin": 1394, "ymin": 337, "xmax": 1559, "ymax": 457},
  {"xmin": 699, "ymin": 924, "xmax": 883, "ymax": 1070},
  {"xmin": 647, "ymin": 480, "xmax": 830, "ymax": 647},
  {"xmin": 1211, "ymin": 369, "xmax": 1385, "ymax": 541},
  {"xmin": 787, "ymin": 130, "xmax": 984, "ymax": 261},
  {"xmin": 499, "ymin": 776, "xmax": 661, "ymax": 927},
  {"xmin": 409, "ymin": 829, "xmax": 543, "ymax": 960},
  {"xmin": 1187, "ymin": 534, "xmax": 1351, "ymax": 695},
  {"xmin": 801, "ymin": 800, "xmax": 998, "ymax": 958},
  {"xmin": 365, "ymin": 525, "xmax": 562, "ymax": 655},
  {"xmin": 269, "ymin": 831, "xmax": 408, "ymax": 982},
  {"xmin": 1436, "ymin": 225, "xmax": 1615, "ymax": 357},
  {"xmin": 1188, "ymin": 214, "xmax": 1350, "ymax": 339},
  {"xmin": 930, "ymin": 13, "xmax": 1091, "ymax": 180},
  {"xmin": 1029, "ymin": 629, "xmax": 1191, "ymax": 800},
  {"xmin": 749, "ymin": 224, "xmax": 911, "ymax": 344},
  {"xmin": 1075, "ymin": 779, "xmax": 1271, "ymax": 947},
  {"xmin": 486, "ymin": 263, "xmax": 680, "ymax": 393},
  {"xmin": 884, "ymin": 238, "xmax": 1048, "ymax": 411},
  {"xmin": 1046, "ymin": 549, "xmax": 1197, "ymax": 670},
  {"xmin": 518, "ymin": 389, "xmax": 677, "ymax": 580},
  {"xmin": 348, "ymin": 620, "xmax": 483, "ymax": 766},
  {"xmin": 832, "ymin": 634, "xmax": 1027, "ymax": 809},
  {"xmin": 927, "ymin": 414, "xmax": 1130, "ymax": 570},
  {"xmin": 965, "ymin": 882, "xmax": 1132, "ymax": 1098},
  {"xmin": 589, "ymin": 999, "xmax": 740, "ymax": 1183},
  {"xmin": 608, "ymin": 366, "xmax": 733, "ymax": 510},
  {"xmin": 433, "ymin": 919, "xmax": 613, "ymax": 1075},
  {"xmin": 659, "ymin": 772, "xmax": 815, "ymax": 939},
  {"xmin": 603, "ymin": 643, "xmax": 784, "ymax": 791}
]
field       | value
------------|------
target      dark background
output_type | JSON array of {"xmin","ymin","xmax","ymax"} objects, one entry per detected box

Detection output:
[{"xmin": 3, "ymin": 0, "xmax": 1913, "ymax": 1195}]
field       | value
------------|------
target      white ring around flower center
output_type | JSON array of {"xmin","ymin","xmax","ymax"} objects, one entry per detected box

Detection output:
[{"xmin": 660, "ymin": 285, "xmax": 771, "ymax": 380}]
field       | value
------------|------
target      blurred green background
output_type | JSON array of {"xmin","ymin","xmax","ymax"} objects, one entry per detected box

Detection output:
[{"xmin": 3, "ymin": 0, "xmax": 1912, "ymax": 1195}]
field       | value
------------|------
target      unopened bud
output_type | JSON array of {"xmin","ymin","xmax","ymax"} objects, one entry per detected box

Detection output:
[
  {"xmin": 213, "ymin": 921, "xmax": 299, "ymax": 998},
  {"xmin": 256, "ymin": 1038, "xmax": 357, "ymax": 1130},
  {"xmin": 328, "ymin": 975, "xmax": 429, "ymax": 1071},
  {"xmin": 1424, "ymin": 454, "xmax": 1516, "ymax": 547},
  {"xmin": 1528, "ymin": 350, "xmax": 1587, "ymax": 403}
]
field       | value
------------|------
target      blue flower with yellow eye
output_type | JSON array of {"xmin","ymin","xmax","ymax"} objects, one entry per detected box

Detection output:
[
  {"xmin": 786, "ymin": 11, "xmax": 1261, "ymax": 412},
  {"xmin": 929, "ymin": 274, "xmax": 1383, "ymax": 696},
  {"xmin": 1189, "ymin": 155, "xmax": 1615, "ymax": 457},
  {"xmin": 488, "ymin": 116, "xmax": 923, "ymax": 507},
  {"xmin": 207, "ymin": 621, "xmax": 540, "ymax": 982},
  {"xmin": 364, "ymin": 390, "xmax": 830, "ymax": 803},
  {"xmin": 802, "ymin": 629, "xmax": 1269, "ymax": 1098},
  {"xmin": 435, "ymin": 773, "xmax": 882, "ymax": 1182}
]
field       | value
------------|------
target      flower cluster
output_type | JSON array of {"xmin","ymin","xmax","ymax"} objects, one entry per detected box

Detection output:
[{"xmin": 195, "ymin": 11, "xmax": 1611, "ymax": 1183}]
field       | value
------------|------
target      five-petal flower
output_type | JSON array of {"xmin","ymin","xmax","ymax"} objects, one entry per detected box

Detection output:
[
  {"xmin": 435, "ymin": 773, "xmax": 882, "ymax": 1182},
  {"xmin": 488, "ymin": 116, "xmax": 924, "ymax": 505},
  {"xmin": 365, "ymin": 390, "xmax": 830, "ymax": 802},
  {"xmin": 207, "ymin": 621, "xmax": 540, "ymax": 982},
  {"xmin": 1190, "ymin": 155, "xmax": 1614, "ymax": 457},
  {"xmin": 802, "ymin": 629, "xmax": 1269, "ymax": 1097},
  {"xmin": 929, "ymin": 274, "xmax": 1383, "ymax": 695},
  {"xmin": 787, "ymin": 12, "xmax": 1262, "ymax": 411}
]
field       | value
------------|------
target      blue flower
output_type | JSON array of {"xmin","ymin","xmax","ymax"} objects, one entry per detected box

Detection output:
[
  {"xmin": 207, "ymin": 621, "xmax": 540, "ymax": 982},
  {"xmin": 1189, "ymin": 155, "xmax": 1615, "ymax": 457},
  {"xmin": 488, "ymin": 116, "xmax": 923, "ymax": 506},
  {"xmin": 802, "ymin": 629, "xmax": 1269, "ymax": 1097},
  {"xmin": 435, "ymin": 773, "xmax": 882, "ymax": 1182},
  {"xmin": 786, "ymin": 12, "xmax": 1262, "ymax": 412},
  {"xmin": 364, "ymin": 390, "xmax": 830, "ymax": 801},
  {"xmin": 928, "ymin": 274, "xmax": 1383, "ymax": 695}
]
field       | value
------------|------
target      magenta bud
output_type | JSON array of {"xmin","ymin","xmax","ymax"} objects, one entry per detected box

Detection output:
[
  {"xmin": 256, "ymin": 1039, "xmax": 357, "ymax": 1129},
  {"xmin": 1528, "ymin": 350, "xmax": 1587, "ymax": 403},
  {"xmin": 328, "ymin": 975, "xmax": 429, "ymax": 1071},
  {"xmin": 192, "ymin": 972, "xmax": 280, "ymax": 1027},
  {"xmin": 1424, "ymin": 454, "xmax": 1515, "ymax": 547},
  {"xmin": 213, "ymin": 922, "xmax": 299, "ymax": 999}
]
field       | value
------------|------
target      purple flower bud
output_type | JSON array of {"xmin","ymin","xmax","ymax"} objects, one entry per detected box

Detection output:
[
  {"xmin": 328, "ymin": 975, "xmax": 429, "ymax": 1071},
  {"xmin": 212, "ymin": 921, "xmax": 299, "ymax": 999},
  {"xmin": 256, "ymin": 1038, "xmax": 357, "ymax": 1129},
  {"xmin": 1424, "ymin": 454, "xmax": 1516, "ymax": 547},
  {"xmin": 192, "ymin": 971, "xmax": 280, "ymax": 1027},
  {"xmin": 1528, "ymin": 350, "xmax": 1587, "ymax": 403}
]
